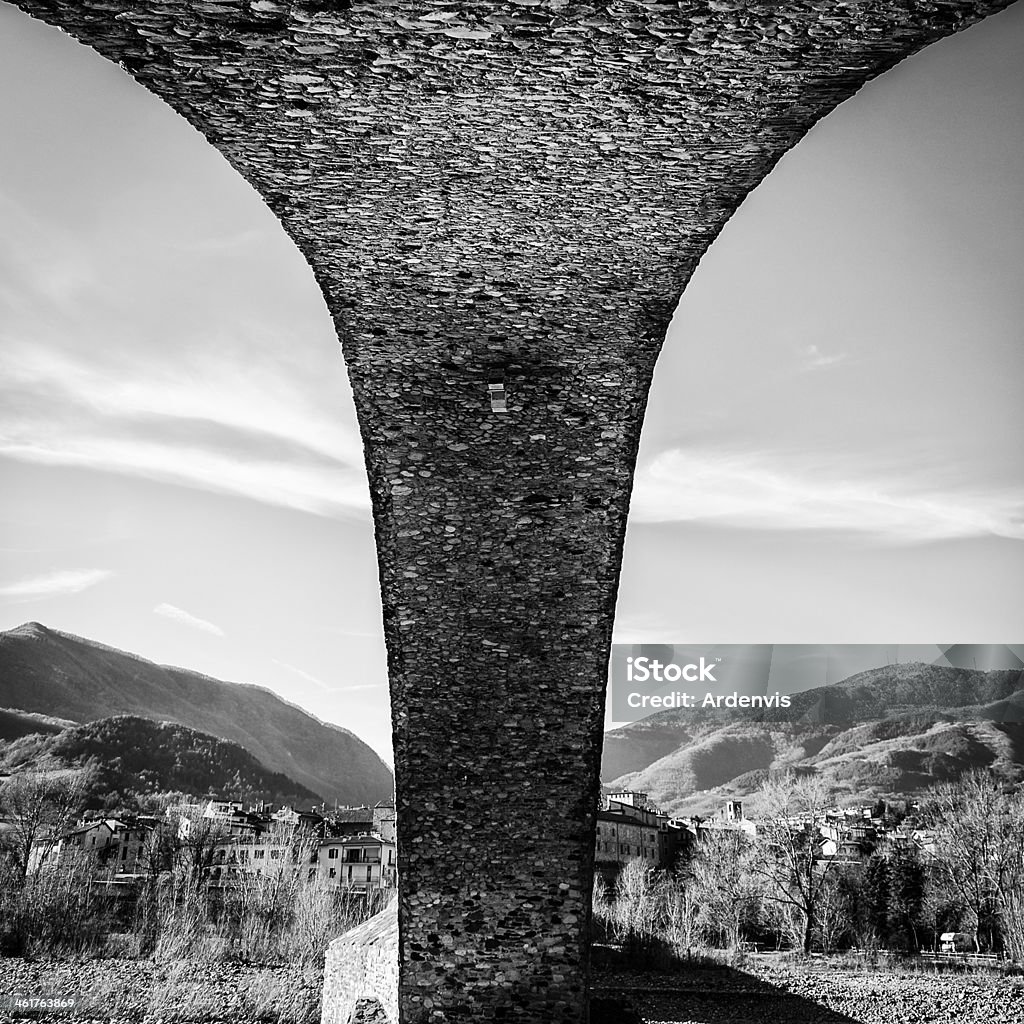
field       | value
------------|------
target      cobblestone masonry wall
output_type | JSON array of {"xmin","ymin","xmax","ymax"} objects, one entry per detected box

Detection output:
[
  {"xmin": 322, "ymin": 900, "xmax": 399, "ymax": 1024},
  {"xmin": 9, "ymin": 2, "xmax": 1015, "ymax": 1020}
]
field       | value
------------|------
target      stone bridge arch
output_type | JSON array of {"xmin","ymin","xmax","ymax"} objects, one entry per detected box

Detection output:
[{"xmin": 6, "ymin": 2, "xmax": 1016, "ymax": 1021}]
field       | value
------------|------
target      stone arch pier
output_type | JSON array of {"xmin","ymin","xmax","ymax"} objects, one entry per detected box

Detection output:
[{"xmin": 7, "ymin": 1, "xmax": 1016, "ymax": 1020}]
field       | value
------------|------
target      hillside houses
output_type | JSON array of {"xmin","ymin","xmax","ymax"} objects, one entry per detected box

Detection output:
[
  {"xmin": 23, "ymin": 786, "xmax": 939, "ymax": 898},
  {"xmin": 26, "ymin": 797, "xmax": 398, "ymax": 892},
  {"xmin": 199, "ymin": 799, "xmax": 398, "ymax": 891},
  {"xmin": 207, "ymin": 824, "xmax": 396, "ymax": 892},
  {"xmin": 593, "ymin": 790, "xmax": 941, "ymax": 882},
  {"xmin": 28, "ymin": 815, "xmax": 160, "ymax": 875},
  {"xmin": 683, "ymin": 797, "xmax": 936, "ymax": 866},
  {"xmin": 695, "ymin": 798, "xmax": 758, "ymax": 838},
  {"xmin": 178, "ymin": 799, "xmax": 263, "ymax": 840}
]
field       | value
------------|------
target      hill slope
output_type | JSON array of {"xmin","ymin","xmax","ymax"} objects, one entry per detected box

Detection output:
[
  {"xmin": 0, "ymin": 707, "xmax": 76, "ymax": 742},
  {"xmin": 0, "ymin": 623, "xmax": 393, "ymax": 806},
  {"xmin": 0, "ymin": 714, "xmax": 323, "ymax": 808},
  {"xmin": 603, "ymin": 663, "xmax": 1024, "ymax": 816}
]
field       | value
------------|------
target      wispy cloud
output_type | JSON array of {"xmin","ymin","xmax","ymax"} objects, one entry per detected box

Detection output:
[
  {"xmin": 0, "ymin": 341, "xmax": 371, "ymax": 517},
  {"xmin": 0, "ymin": 432, "xmax": 371, "ymax": 519},
  {"xmin": 271, "ymin": 659, "xmax": 384, "ymax": 694},
  {"xmin": 0, "ymin": 203, "xmax": 371, "ymax": 519},
  {"xmin": 800, "ymin": 344, "xmax": 848, "ymax": 371},
  {"xmin": 0, "ymin": 568, "xmax": 113, "ymax": 600},
  {"xmin": 631, "ymin": 447, "xmax": 1024, "ymax": 542},
  {"xmin": 0, "ymin": 341, "xmax": 364, "ymax": 463},
  {"xmin": 272, "ymin": 659, "xmax": 332, "ymax": 691},
  {"xmin": 153, "ymin": 603, "xmax": 225, "ymax": 636}
]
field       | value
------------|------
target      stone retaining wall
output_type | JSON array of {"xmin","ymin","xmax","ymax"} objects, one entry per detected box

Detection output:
[{"xmin": 322, "ymin": 899, "xmax": 398, "ymax": 1024}]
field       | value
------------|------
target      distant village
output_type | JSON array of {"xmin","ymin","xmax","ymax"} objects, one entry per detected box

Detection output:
[
  {"xmin": 27, "ymin": 797, "xmax": 398, "ymax": 893},
  {"xmin": 22, "ymin": 787, "xmax": 941, "ymax": 895},
  {"xmin": 596, "ymin": 789, "xmax": 936, "ymax": 878}
]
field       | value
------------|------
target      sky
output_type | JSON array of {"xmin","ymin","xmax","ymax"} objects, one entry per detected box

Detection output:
[{"xmin": 1, "ymin": 3, "xmax": 1022, "ymax": 764}]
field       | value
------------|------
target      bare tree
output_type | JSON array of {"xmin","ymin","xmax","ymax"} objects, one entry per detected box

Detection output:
[
  {"xmin": 0, "ymin": 769, "xmax": 93, "ymax": 879},
  {"xmin": 816, "ymin": 870, "xmax": 853, "ymax": 953},
  {"xmin": 662, "ymin": 873, "xmax": 701, "ymax": 953},
  {"xmin": 752, "ymin": 772, "xmax": 836, "ymax": 955},
  {"xmin": 928, "ymin": 770, "xmax": 1024, "ymax": 954},
  {"xmin": 997, "ymin": 789, "xmax": 1024, "ymax": 961},
  {"xmin": 611, "ymin": 857, "xmax": 663, "ymax": 947},
  {"xmin": 162, "ymin": 803, "xmax": 233, "ymax": 889},
  {"xmin": 763, "ymin": 898, "xmax": 807, "ymax": 952},
  {"xmin": 135, "ymin": 820, "xmax": 176, "ymax": 878},
  {"xmin": 691, "ymin": 829, "xmax": 758, "ymax": 951}
]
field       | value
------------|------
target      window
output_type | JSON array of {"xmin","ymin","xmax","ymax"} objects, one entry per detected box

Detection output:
[
  {"xmin": 329, "ymin": 868, "xmax": 336, "ymax": 878},
  {"xmin": 328, "ymin": 848, "xmax": 339, "ymax": 860},
  {"xmin": 270, "ymin": 850, "xmax": 280, "ymax": 860},
  {"xmin": 254, "ymin": 850, "xmax": 265, "ymax": 860}
]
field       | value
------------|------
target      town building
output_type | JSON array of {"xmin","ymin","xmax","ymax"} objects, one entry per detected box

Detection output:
[
  {"xmin": 817, "ymin": 824, "xmax": 870, "ymax": 862},
  {"xmin": 372, "ymin": 801, "xmax": 397, "ymax": 844},
  {"xmin": 28, "ymin": 816, "xmax": 158, "ymax": 876},
  {"xmin": 315, "ymin": 834, "xmax": 397, "ymax": 891},
  {"xmin": 325, "ymin": 805, "xmax": 377, "ymax": 836},
  {"xmin": 595, "ymin": 791, "xmax": 663, "ymax": 880},
  {"xmin": 273, "ymin": 805, "xmax": 326, "ymax": 833},
  {"xmin": 208, "ymin": 831, "xmax": 396, "ymax": 891}
]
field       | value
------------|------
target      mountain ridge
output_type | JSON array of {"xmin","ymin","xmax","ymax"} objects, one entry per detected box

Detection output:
[
  {"xmin": 6, "ymin": 622, "xmax": 363, "ymax": 742},
  {"xmin": 0, "ymin": 622, "xmax": 393, "ymax": 806},
  {"xmin": 0, "ymin": 713, "xmax": 324, "ymax": 808},
  {"xmin": 602, "ymin": 662, "xmax": 1024, "ymax": 816}
]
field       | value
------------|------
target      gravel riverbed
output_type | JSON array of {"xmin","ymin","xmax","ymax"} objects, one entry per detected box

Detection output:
[
  {"xmin": 3, "ymin": 955, "xmax": 1023, "ymax": 1023},
  {"xmin": 595, "ymin": 956, "xmax": 1024, "ymax": 1024},
  {"xmin": 0, "ymin": 957, "xmax": 321, "ymax": 1023}
]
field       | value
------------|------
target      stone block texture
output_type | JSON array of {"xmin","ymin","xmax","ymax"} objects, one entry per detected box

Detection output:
[
  {"xmin": 9, "ymin": 2, "xmax": 1015, "ymax": 1021},
  {"xmin": 323, "ymin": 899, "xmax": 399, "ymax": 1024}
]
